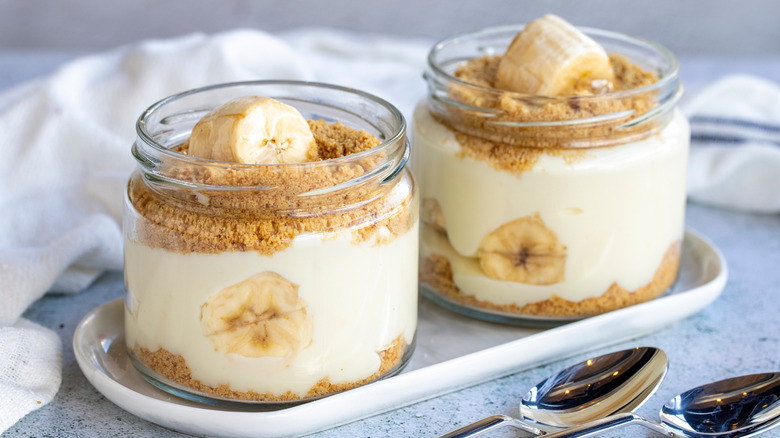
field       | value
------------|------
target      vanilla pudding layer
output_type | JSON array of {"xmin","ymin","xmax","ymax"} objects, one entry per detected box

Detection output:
[
  {"xmin": 124, "ymin": 223, "xmax": 418, "ymax": 397},
  {"xmin": 413, "ymin": 103, "xmax": 689, "ymax": 307}
]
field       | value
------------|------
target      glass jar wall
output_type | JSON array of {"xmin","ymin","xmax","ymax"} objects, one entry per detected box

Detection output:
[
  {"xmin": 124, "ymin": 81, "xmax": 418, "ymax": 404},
  {"xmin": 413, "ymin": 25, "xmax": 688, "ymax": 324}
]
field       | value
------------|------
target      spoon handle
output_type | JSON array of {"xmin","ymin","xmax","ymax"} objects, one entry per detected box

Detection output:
[
  {"xmin": 539, "ymin": 413, "xmax": 674, "ymax": 438},
  {"xmin": 437, "ymin": 414, "xmax": 542, "ymax": 438}
]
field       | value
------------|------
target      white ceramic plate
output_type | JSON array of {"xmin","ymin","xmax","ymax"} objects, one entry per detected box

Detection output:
[{"xmin": 73, "ymin": 229, "xmax": 727, "ymax": 437}]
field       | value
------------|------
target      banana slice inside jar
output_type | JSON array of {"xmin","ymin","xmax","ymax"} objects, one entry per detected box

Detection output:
[
  {"xmin": 477, "ymin": 214, "xmax": 567, "ymax": 285},
  {"xmin": 200, "ymin": 272, "xmax": 313, "ymax": 360}
]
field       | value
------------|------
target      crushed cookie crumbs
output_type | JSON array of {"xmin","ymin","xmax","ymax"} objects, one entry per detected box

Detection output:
[
  {"xmin": 433, "ymin": 54, "xmax": 661, "ymax": 173},
  {"xmin": 128, "ymin": 120, "xmax": 413, "ymax": 255},
  {"xmin": 134, "ymin": 335, "xmax": 406, "ymax": 402},
  {"xmin": 420, "ymin": 242, "xmax": 680, "ymax": 317}
]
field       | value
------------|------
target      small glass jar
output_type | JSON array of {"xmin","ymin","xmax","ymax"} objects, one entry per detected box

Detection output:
[
  {"xmin": 124, "ymin": 81, "xmax": 418, "ymax": 405},
  {"xmin": 414, "ymin": 25, "xmax": 688, "ymax": 324}
]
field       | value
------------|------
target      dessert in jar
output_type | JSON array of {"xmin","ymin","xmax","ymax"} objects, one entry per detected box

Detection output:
[
  {"xmin": 123, "ymin": 81, "xmax": 418, "ymax": 403},
  {"xmin": 414, "ymin": 15, "xmax": 689, "ymax": 322}
]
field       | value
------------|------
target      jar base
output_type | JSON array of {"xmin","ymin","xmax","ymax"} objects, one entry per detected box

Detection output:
[
  {"xmin": 419, "ymin": 243, "xmax": 680, "ymax": 326},
  {"xmin": 127, "ymin": 334, "xmax": 417, "ymax": 408},
  {"xmin": 419, "ymin": 284, "xmax": 582, "ymax": 327}
]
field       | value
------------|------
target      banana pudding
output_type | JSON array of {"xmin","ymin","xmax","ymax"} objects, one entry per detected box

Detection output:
[
  {"xmin": 415, "ymin": 16, "xmax": 688, "ymax": 320},
  {"xmin": 124, "ymin": 82, "xmax": 418, "ymax": 402}
]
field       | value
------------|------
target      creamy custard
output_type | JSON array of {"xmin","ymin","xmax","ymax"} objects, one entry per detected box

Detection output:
[
  {"xmin": 125, "ymin": 224, "xmax": 418, "ymax": 396},
  {"xmin": 415, "ymin": 19, "xmax": 688, "ymax": 318},
  {"xmin": 414, "ymin": 105, "xmax": 689, "ymax": 312},
  {"xmin": 124, "ymin": 82, "xmax": 418, "ymax": 402}
]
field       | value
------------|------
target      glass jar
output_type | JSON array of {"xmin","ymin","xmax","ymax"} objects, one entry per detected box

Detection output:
[
  {"xmin": 414, "ymin": 25, "xmax": 688, "ymax": 324},
  {"xmin": 124, "ymin": 81, "xmax": 418, "ymax": 405}
]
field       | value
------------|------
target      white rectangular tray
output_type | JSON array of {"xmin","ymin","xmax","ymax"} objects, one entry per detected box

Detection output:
[{"xmin": 73, "ymin": 229, "xmax": 727, "ymax": 437}]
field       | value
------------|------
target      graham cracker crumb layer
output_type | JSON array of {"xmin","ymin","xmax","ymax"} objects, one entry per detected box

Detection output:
[
  {"xmin": 420, "ymin": 242, "xmax": 680, "ymax": 317},
  {"xmin": 453, "ymin": 131, "xmax": 589, "ymax": 174},
  {"xmin": 128, "ymin": 120, "xmax": 414, "ymax": 255},
  {"xmin": 134, "ymin": 335, "xmax": 407, "ymax": 402},
  {"xmin": 433, "ymin": 54, "xmax": 664, "ymax": 173}
]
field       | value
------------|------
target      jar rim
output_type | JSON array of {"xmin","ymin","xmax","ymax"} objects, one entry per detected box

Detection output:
[
  {"xmin": 135, "ymin": 80, "xmax": 406, "ymax": 170},
  {"xmin": 133, "ymin": 80, "xmax": 410, "ymax": 193},
  {"xmin": 426, "ymin": 24, "xmax": 680, "ymax": 105},
  {"xmin": 423, "ymin": 24, "xmax": 683, "ymax": 147}
]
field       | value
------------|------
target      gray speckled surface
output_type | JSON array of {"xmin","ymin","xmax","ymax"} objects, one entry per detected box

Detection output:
[{"xmin": 2, "ymin": 52, "xmax": 780, "ymax": 437}]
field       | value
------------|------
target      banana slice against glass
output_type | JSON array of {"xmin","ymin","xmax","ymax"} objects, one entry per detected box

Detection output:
[
  {"xmin": 478, "ymin": 214, "xmax": 567, "ymax": 285},
  {"xmin": 200, "ymin": 271, "xmax": 313, "ymax": 360}
]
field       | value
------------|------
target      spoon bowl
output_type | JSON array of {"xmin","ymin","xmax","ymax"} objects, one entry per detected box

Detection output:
[
  {"xmin": 660, "ymin": 372, "xmax": 780, "ymax": 437},
  {"xmin": 521, "ymin": 346, "xmax": 668, "ymax": 431},
  {"xmin": 438, "ymin": 346, "xmax": 668, "ymax": 437},
  {"xmin": 541, "ymin": 371, "xmax": 780, "ymax": 438}
]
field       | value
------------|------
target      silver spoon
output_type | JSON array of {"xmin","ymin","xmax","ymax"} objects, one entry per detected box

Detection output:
[
  {"xmin": 439, "ymin": 346, "xmax": 669, "ymax": 437},
  {"xmin": 540, "ymin": 371, "xmax": 780, "ymax": 438}
]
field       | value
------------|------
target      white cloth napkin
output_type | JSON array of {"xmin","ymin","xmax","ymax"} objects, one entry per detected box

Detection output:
[
  {"xmin": 0, "ymin": 28, "xmax": 428, "ymax": 432},
  {"xmin": 682, "ymin": 74, "xmax": 780, "ymax": 213},
  {"xmin": 0, "ymin": 319, "xmax": 61, "ymax": 432}
]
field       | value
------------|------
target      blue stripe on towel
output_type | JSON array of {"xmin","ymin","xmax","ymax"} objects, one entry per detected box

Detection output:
[
  {"xmin": 691, "ymin": 133, "xmax": 780, "ymax": 147},
  {"xmin": 689, "ymin": 116, "xmax": 780, "ymax": 133}
]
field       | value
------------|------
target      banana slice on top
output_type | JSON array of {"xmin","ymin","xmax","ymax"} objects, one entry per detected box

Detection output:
[
  {"xmin": 495, "ymin": 14, "xmax": 615, "ymax": 96},
  {"xmin": 478, "ymin": 214, "xmax": 566, "ymax": 285},
  {"xmin": 188, "ymin": 96, "xmax": 319, "ymax": 164}
]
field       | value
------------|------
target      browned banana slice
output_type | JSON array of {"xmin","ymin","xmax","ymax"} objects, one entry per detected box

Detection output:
[
  {"xmin": 478, "ymin": 214, "xmax": 566, "ymax": 284},
  {"xmin": 200, "ymin": 271, "xmax": 313, "ymax": 359}
]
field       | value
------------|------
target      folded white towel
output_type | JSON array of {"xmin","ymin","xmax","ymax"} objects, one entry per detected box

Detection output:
[
  {"xmin": 0, "ymin": 319, "xmax": 61, "ymax": 432},
  {"xmin": 683, "ymin": 74, "xmax": 780, "ymax": 213}
]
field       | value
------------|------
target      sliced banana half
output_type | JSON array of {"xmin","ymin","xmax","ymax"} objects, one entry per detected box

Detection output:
[
  {"xmin": 200, "ymin": 271, "xmax": 313, "ymax": 360},
  {"xmin": 477, "ymin": 214, "xmax": 566, "ymax": 285},
  {"xmin": 495, "ymin": 14, "xmax": 615, "ymax": 96},
  {"xmin": 188, "ymin": 96, "xmax": 319, "ymax": 164}
]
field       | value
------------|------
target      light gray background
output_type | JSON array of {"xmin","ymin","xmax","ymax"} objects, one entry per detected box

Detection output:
[{"xmin": 0, "ymin": 0, "xmax": 778, "ymax": 55}]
